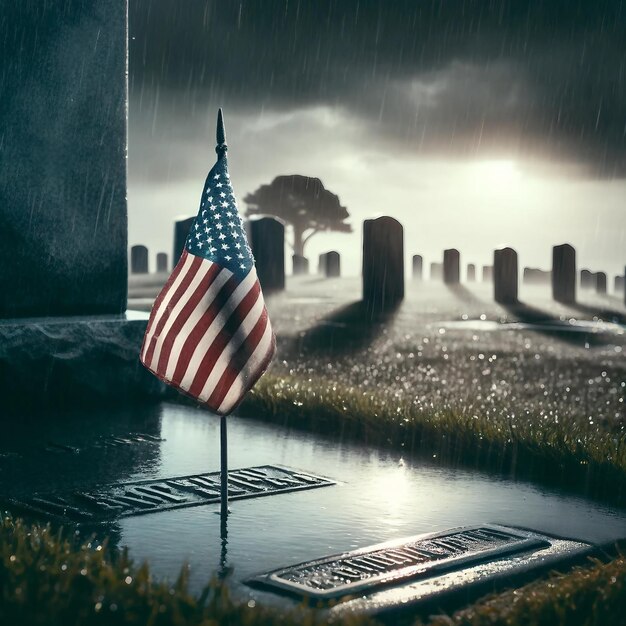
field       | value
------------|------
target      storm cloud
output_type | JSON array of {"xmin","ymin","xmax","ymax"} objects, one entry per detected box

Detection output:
[{"xmin": 129, "ymin": 0, "xmax": 626, "ymax": 176}]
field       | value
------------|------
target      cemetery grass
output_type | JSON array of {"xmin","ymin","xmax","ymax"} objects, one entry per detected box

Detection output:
[
  {"xmin": 241, "ymin": 373, "xmax": 626, "ymax": 506},
  {"xmin": 2, "ymin": 515, "xmax": 626, "ymax": 626}
]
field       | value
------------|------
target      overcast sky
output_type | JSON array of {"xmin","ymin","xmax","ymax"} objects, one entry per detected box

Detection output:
[{"xmin": 128, "ymin": 0, "xmax": 625, "ymax": 279}]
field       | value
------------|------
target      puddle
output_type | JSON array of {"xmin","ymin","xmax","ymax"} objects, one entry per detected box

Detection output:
[
  {"xmin": 439, "ymin": 319, "xmax": 625, "ymax": 335},
  {"xmin": 1, "ymin": 402, "xmax": 625, "ymax": 600}
]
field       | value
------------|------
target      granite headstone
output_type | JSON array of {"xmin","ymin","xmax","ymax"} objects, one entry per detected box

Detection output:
[
  {"xmin": 130, "ymin": 245, "xmax": 149, "ymax": 274},
  {"xmin": 443, "ymin": 249, "xmax": 460, "ymax": 284},
  {"xmin": 580, "ymin": 269, "xmax": 595, "ymax": 289},
  {"xmin": 249, "ymin": 217, "xmax": 285, "ymax": 293},
  {"xmin": 494, "ymin": 248, "xmax": 518, "ymax": 304},
  {"xmin": 362, "ymin": 217, "xmax": 404, "ymax": 311},
  {"xmin": 430, "ymin": 262, "xmax": 443, "ymax": 281},
  {"xmin": 552, "ymin": 244, "xmax": 576, "ymax": 304},
  {"xmin": 321, "ymin": 251, "xmax": 341, "ymax": 278},
  {"xmin": 173, "ymin": 217, "xmax": 195, "ymax": 267},
  {"xmin": 156, "ymin": 252, "xmax": 169, "ymax": 273},
  {"xmin": 412, "ymin": 255, "xmax": 423, "ymax": 280},
  {"xmin": 292, "ymin": 254, "xmax": 309, "ymax": 276},
  {"xmin": 467, "ymin": 264, "xmax": 476, "ymax": 282},
  {"xmin": 0, "ymin": 0, "xmax": 128, "ymax": 317}
]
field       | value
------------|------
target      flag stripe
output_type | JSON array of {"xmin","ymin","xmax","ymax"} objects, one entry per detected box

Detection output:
[
  {"xmin": 162, "ymin": 267, "xmax": 233, "ymax": 381},
  {"xmin": 188, "ymin": 279, "xmax": 262, "ymax": 399},
  {"xmin": 169, "ymin": 273, "xmax": 240, "ymax": 386},
  {"xmin": 141, "ymin": 251, "xmax": 198, "ymax": 363},
  {"xmin": 176, "ymin": 267, "xmax": 259, "ymax": 393},
  {"xmin": 207, "ymin": 309, "xmax": 268, "ymax": 408},
  {"xmin": 196, "ymin": 285, "xmax": 265, "ymax": 402},
  {"xmin": 146, "ymin": 259, "xmax": 215, "ymax": 370},
  {"xmin": 216, "ymin": 316, "xmax": 275, "ymax": 414},
  {"xmin": 154, "ymin": 263, "xmax": 223, "ymax": 375}
]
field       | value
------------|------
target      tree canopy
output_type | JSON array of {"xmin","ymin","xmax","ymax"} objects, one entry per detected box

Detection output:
[{"xmin": 244, "ymin": 175, "xmax": 351, "ymax": 256}]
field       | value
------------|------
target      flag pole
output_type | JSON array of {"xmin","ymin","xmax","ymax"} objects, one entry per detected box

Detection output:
[
  {"xmin": 220, "ymin": 414, "xmax": 228, "ymax": 518},
  {"xmin": 216, "ymin": 108, "xmax": 229, "ymax": 520}
]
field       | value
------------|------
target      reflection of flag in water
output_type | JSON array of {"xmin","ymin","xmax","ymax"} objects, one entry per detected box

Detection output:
[{"xmin": 140, "ymin": 112, "xmax": 275, "ymax": 415}]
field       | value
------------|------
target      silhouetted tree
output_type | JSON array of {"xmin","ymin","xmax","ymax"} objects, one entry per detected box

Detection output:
[{"xmin": 244, "ymin": 175, "xmax": 351, "ymax": 256}]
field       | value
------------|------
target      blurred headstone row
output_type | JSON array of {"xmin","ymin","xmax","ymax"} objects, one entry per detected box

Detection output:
[{"xmin": 130, "ymin": 216, "xmax": 625, "ymax": 310}]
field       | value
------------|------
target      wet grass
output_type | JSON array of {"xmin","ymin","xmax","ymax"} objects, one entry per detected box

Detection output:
[
  {"xmin": 0, "ymin": 516, "xmax": 373, "ymax": 626},
  {"xmin": 240, "ymin": 374, "xmax": 626, "ymax": 506},
  {"xmin": 2, "ymin": 515, "xmax": 625, "ymax": 626},
  {"xmin": 419, "ymin": 553, "xmax": 626, "ymax": 626}
]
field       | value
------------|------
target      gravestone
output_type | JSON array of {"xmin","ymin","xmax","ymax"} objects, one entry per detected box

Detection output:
[
  {"xmin": 494, "ymin": 248, "xmax": 518, "ymax": 304},
  {"xmin": 523, "ymin": 268, "xmax": 551, "ymax": 285},
  {"xmin": 130, "ymin": 245, "xmax": 149, "ymax": 274},
  {"xmin": 596, "ymin": 272, "xmax": 607, "ymax": 295},
  {"xmin": 362, "ymin": 217, "xmax": 404, "ymax": 311},
  {"xmin": 173, "ymin": 217, "xmax": 195, "ymax": 267},
  {"xmin": 467, "ymin": 264, "xmax": 476, "ymax": 282},
  {"xmin": 318, "ymin": 254, "xmax": 327, "ymax": 275},
  {"xmin": 156, "ymin": 252, "xmax": 169, "ymax": 273},
  {"xmin": 552, "ymin": 244, "xmax": 576, "ymax": 304},
  {"xmin": 249, "ymin": 217, "xmax": 285, "ymax": 293},
  {"xmin": 482, "ymin": 265, "xmax": 493, "ymax": 282},
  {"xmin": 443, "ymin": 249, "xmax": 460, "ymax": 284},
  {"xmin": 320, "ymin": 251, "xmax": 341, "ymax": 278},
  {"xmin": 412, "ymin": 255, "xmax": 423, "ymax": 280},
  {"xmin": 292, "ymin": 255, "xmax": 309, "ymax": 276},
  {"xmin": 430, "ymin": 262, "xmax": 443, "ymax": 281},
  {"xmin": 580, "ymin": 269, "xmax": 595, "ymax": 289},
  {"xmin": 0, "ymin": 2, "xmax": 164, "ymax": 407},
  {"xmin": 0, "ymin": 0, "xmax": 128, "ymax": 317},
  {"xmin": 615, "ymin": 276, "xmax": 625, "ymax": 293}
]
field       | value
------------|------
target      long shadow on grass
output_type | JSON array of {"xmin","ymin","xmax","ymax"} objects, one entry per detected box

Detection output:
[
  {"xmin": 293, "ymin": 299, "xmax": 400, "ymax": 354},
  {"xmin": 445, "ymin": 283, "xmax": 484, "ymax": 304},
  {"xmin": 501, "ymin": 301, "xmax": 617, "ymax": 347},
  {"xmin": 567, "ymin": 300, "xmax": 626, "ymax": 325}
]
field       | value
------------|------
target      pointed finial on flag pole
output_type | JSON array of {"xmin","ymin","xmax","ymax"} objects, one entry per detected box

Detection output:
[{"xmin": 216, "ymin": 108, "xmax": 227, "ymax": 158}]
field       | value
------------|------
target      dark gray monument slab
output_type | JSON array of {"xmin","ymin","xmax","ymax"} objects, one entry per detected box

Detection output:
[
  {"xmin": 292, "ymin": 254, "xmax": 310, "ymax": 276},
  {"xmin": 318, "ymin": 254, "xmax": 327, "ymax": 275},
  {"xmin": 596, "ymin": 272, "xmax": 607, "ymax": 294},
  {"xmin": 249, "ymin": 524, "xmax": 591, "ymax": 618},
  {"xmin": 249, "ymin": 217, "xmax": 285, "ymax": 293},
  {"xmin": 467, "ymin": 264, "xmax": 476, "ymax": 282},
  {"xmin": 173, "ymin": 217, "xmax": 195, "ymax": 267},
  {"xmin": 482, "ymin": 265, "xmax": 493, "ymax": 282},
  {"xmin": 616, "ymin": 275, "xmax": 625, "ymax": 293},
  {"xmin": 0, "ymin": 313, "xmax": 164, "ymax": 410},
  {"xmin": 412, "ymin": 255, "xmax": 423, "ymax": 280},
  {"xmin": 580, "ymin": 269, "xmax": 595, "ymax": 289},
  {"xmin": 0, "ymin": 1, "xmax": 128, "ymax": 317},
  {"xmin": 552, "ymin": 244, "xmax": 576, "ymax": 304},
  {"xmin": 494, "ymin": 248, "xmax": 518, "ymax": 304},
  {"xmin": 8, "ymin": 465, "xmax": 334, "ymax": 524},
  {"xmin": 443, "ymin": 249, "xmax": 460, "ymax": 284},
  {"xmin": 156, "ymin": 252, "xmax": 169, "ymax": 273},
  {"xmin": 430, "ymin": 262, "xmax": 443, "ymax": 281},
  {"xmin": 362, "ymin": 217, "xmax": 404, "ymax": 311},
  {"xmin": 130, "ymin": 245, "xmax": 149, "ymax": 274},
  {"xmin": 523, "ymin": 268, "xmax": 551, "ymax": 285},
  {"xmin": 321, "ymin": 251, "xmax": 341, "ymax": 278}
]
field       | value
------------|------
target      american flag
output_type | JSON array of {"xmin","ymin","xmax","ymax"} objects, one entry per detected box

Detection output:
[{"xmin": 140, "ymin": 121, "xmax": 276, "ymax": 415}]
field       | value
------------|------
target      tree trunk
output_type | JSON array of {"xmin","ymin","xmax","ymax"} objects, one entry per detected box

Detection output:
[{"xmin": 292, "ymin": 222, "xmax": 306, "ymax": 257}]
